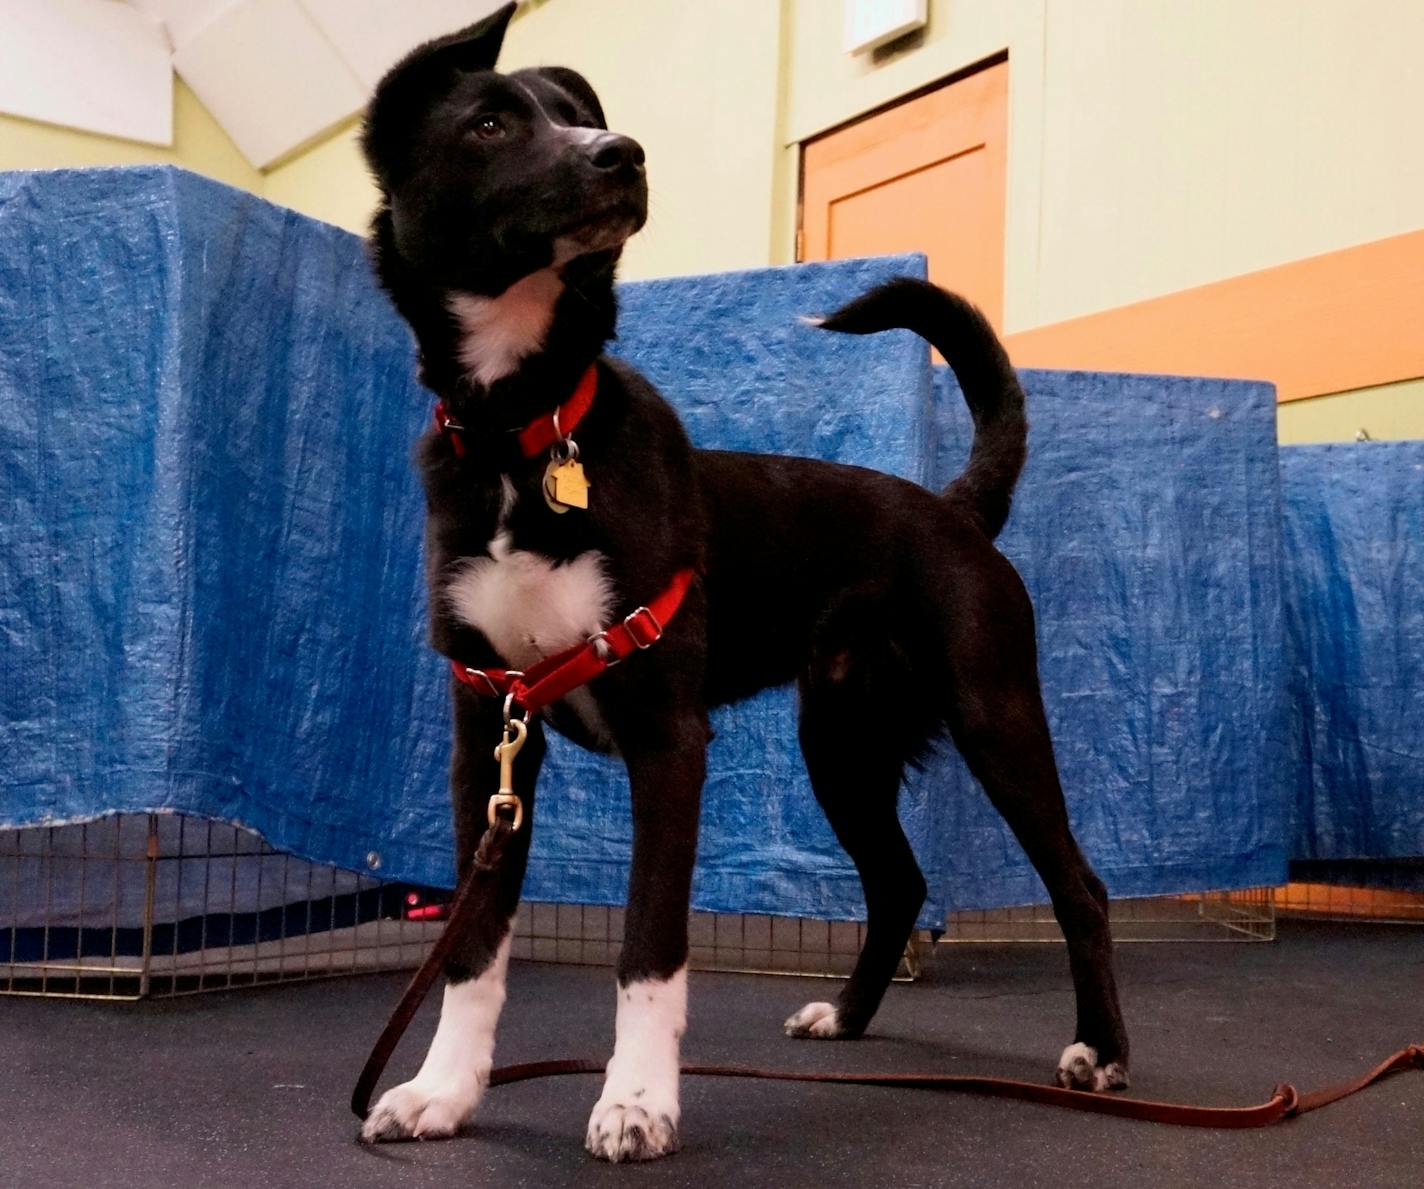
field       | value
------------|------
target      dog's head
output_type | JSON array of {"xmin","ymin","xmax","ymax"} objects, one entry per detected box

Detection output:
[
  {"xmin": 361, "ymin": 2, "xmax": 646, "ymax": 300},
  {"xmin": 362, "ymin": 2, "xmax": 647, "ymax": 297}
]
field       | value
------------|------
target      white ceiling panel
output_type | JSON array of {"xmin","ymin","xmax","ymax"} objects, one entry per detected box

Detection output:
[
  {"xmin": 0, "ymin": 0, "xmax": 173, "ymax": 144},
  {"xmin": 173, "ymin": 0, "xmax": 366, "ymax": 168},
  {"xmin": 301, "ymin": 0, "xmax": 510, "ymax": 90},
  {"xmin": 126, "ymin": 0, "xmax": 240, "ymax": 51}
]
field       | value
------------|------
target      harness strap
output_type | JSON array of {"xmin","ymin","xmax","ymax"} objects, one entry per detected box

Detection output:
[
  {"xmin": 451, "ymin": 567, "xmax": 698, "ymax": 714},
  {"xmin": 433, "ymin": 364, "xmax": 599, "ymax": 462}
]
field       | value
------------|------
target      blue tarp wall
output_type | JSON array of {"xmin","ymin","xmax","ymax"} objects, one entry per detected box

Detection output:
[
  {"xmin": 1, "ymin": 167, "xmax": 1416, "ymax": 927},
  {"xmin": 1280, "ymin": 443, "xmax": 1424, "ymax": 861},
  {"xmin": 930, "ymin": 367, "xmax": 1290, "ymax": 907}
]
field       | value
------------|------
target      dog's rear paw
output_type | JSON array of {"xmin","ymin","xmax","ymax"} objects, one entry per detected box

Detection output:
[
  {"xmin": 1054, "ymin": 1042, "xmax": 1129, "ymax": 1092},
  {"xmin": 585, "ymin": 1100, "xmax": 680, "ymax": 1163},
  {"xmin": 359, "ymin": 1077, "xmax": 481, "ymax": 1143},
  {"xmin": 784, "ymin": 1001, "xmax": 846, "ymax": 1039}
]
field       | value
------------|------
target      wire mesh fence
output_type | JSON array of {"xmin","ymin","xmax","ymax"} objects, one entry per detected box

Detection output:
[
  {"xmin": 0, "ymin": 814, "xmax": 443, "ymax": 1000},
  {"xmin": 509, "ymin": 901, "xmax": 920, "ymax": 980},
  {"xmin": 0, "ymin": 815, "xmax": 920, "ymax": 999},
  {"xmin": 943, "ymin": 888, "xmax": 1276, "ymax": 943},
  {"xmin": 1271, "ymin": 880, "xmax": 1424, "ymax": 922},
  {"xmin": 0, "ymin": 813, "xmax": 1336, "ymax": 1004}
]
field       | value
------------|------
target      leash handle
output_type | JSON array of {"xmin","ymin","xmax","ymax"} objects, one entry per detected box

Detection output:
[{"xmin": 1291, "ymin": 1043, "xmax": 1424, "ymax": 1116}]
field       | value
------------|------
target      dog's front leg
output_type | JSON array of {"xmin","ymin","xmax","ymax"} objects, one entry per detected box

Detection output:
[
  {"xmin": 585, "ymin": 709, "xmax": 707, "ymax": 1163},
  {"xmin": 361, "ymin": 686, "xmax": 545, "ymax": 1143}
]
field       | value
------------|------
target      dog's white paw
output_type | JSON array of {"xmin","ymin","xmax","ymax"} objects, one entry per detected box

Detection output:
[
  {"xmin": 1054, "ymin": 1042, "xmax": 1129, "ymax": 1092},
  {"xmin": 359, "ymin": 1076, "xmax": 482, "ymax": 1143},
  {"xmin": 585, "ymin": 1096, "xmax": 680, "ymax": 1163},
  {"xmin": 784, "ymin": 1000, "xmax": 845, "ymax": 1038}
]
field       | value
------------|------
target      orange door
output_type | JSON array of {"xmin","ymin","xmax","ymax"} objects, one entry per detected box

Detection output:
[{"xmin": 800, "ymin": 60, "xmax": 1008, "ymax": 330}]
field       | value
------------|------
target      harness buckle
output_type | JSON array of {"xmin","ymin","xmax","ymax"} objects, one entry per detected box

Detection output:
[
  {"xmin": 434, "ymin": 403, "xmax": 464, "ymax": 434},
  {"xmin": 461, "ymin": 667, "xmax": 503, "ymax": 697},
  {"xmin": 622, "ymin": 606, "xmax": 664, "ymax": 649},
  {"xmin": 587, "ymin": 630, "xmax": 617, "ymax": 664}
]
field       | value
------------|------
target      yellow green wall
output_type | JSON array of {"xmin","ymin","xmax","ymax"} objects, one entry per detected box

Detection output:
[
  {"xmin": 1278, "ymin": 381, "xmax": 1424, "ymax": 445},
  {"xmin": 261, "ymin": 0, "xmax": 784, "ymax": 281},
  {"xmin": 508, "ymin": 0, "xmax": 783, "ymax": 281},
  {"xmin": 776, "ymin": 0, "xmax": 1424, "ymax": 442},
  {"xmin": 261, "ymin": 119, "xmax": 372, "ymax": 235},
  {"xmin": 781, "ymin": 0, "xmax": 1424, "ymax": 334},
  {"xmin": 0, "ymin": 79, "xmax": 261, "ymax": 193},
  {"xmin": 3, "ymin": 1, "xmax": 1418, "ymax": 442}
]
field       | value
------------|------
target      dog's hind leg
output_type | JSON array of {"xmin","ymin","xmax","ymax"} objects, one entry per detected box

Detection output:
[
  {"xmin": 784, "ymin": 620, "xmax": 930, "ymax": 1041},
  {"xmin": 943, "ymin": 563, "xmax": 1130, "ymax": 1091},
  {"xmin": 360, "ymin": 686, "xmax": 546, "ymax": 1143}
]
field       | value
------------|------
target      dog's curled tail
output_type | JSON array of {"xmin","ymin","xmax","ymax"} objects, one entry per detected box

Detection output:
[{"xmin": 814, "ymin": 277, "xmax": 1027, "ymax": 541}]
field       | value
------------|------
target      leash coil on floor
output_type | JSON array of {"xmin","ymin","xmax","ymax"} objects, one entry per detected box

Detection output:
[
  {"xmin": 481, "ymin": 1046, "xmax": 1423, "ymax": 1130},
  {"xmin": 352, "ymin": 820, "xmax": 1423, "ymax": 1129}
]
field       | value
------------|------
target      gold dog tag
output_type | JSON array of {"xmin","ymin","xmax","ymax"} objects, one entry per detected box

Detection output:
[{"xmin": 544, "ymin": 458, "xmax": 589, "ymax": 512}]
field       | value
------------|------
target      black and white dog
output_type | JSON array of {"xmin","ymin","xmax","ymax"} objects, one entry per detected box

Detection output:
[{"xmin": 357, "ymin": 2, "xmax": 1128, "ymax": 1161}]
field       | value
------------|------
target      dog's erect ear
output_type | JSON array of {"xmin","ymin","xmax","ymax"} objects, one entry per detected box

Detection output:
[
  {"xmin": 363, "ymin": 2, "xmax": 518, "ymax": 185},
  {"xmin": 532, "ymin": 66, "xmax": 607, "ymax": 129},
  {"xmin": 395, "ymin": 1, "xmax": 516, "ymax": 80}
]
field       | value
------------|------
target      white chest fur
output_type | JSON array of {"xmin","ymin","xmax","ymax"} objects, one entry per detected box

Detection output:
[
  {"xmin": 449, "ymin": 269, "xmax": 564, "ymax": 387},
  {"xmin": 445, "ymin": 534, "xmax": 614, "ymax": 672}
]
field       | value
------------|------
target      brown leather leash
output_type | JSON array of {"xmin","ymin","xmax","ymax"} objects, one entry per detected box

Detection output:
[
  {"xmin": 352, "ymin": 822, "xmax": 1423, "ymax": 1129},
  {"xmin": 352, "ymin": 814, "xmax": 517, "ymax": 1122},
  {"xmin": 483, "ymin": 1045, "xmax": 1423, "ymax": 1129}
]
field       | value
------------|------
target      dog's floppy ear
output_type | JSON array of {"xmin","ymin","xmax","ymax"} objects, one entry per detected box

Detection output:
[
  {"xmin": 532, "ymin": 66, "xmax": 608, "ymax": 129},
  {"xmin": 363, "ymin": 1, "xmax": 518, "ymax": 186}
]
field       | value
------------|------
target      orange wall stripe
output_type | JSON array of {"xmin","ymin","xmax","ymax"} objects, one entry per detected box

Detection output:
[{"xmin": 1005, "ymin": 229, "xmax": 1424, "ymax": 401}]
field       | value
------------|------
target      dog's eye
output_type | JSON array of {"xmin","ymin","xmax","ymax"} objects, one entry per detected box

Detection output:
[{"xmin": 470, "ymin": 115, "xmax": 505, "ymax": 141}]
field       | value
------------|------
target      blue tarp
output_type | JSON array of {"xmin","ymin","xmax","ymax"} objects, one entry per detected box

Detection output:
[
  {"xmin": 0, "ymin": 165, "xmax": 1337, "ymax": 928},
  {"xmin": 1281, "ymin": 443, "xmax": 1424, "ymax": 860},
  {"xmin": 927, "ymin": 367, "xmax": 1290, "ymax": 906},
  {"xmin": 0, "ymin": 167, "xmax": 444, "ymax": 892}
]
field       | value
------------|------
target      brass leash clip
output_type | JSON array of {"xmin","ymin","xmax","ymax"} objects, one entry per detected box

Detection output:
[{"xmin": 488, "ymin": 718, "xmax": 528, "ymax": 831}]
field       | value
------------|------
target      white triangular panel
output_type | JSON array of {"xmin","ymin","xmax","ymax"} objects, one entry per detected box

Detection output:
[
  {"xmin": 0, "ymin": 0, "xmax": 173, "ymax": 144},
  {"xmin": 172, "ymin": 0, "xmax": 366, "ymax": 168},
  {"xmin": 126, "ymin": 0, "xmax": 240, "ymax": 51},
  {"xmin": 301, "ymin": 0, "xmax": 509, "ymax": 91}
]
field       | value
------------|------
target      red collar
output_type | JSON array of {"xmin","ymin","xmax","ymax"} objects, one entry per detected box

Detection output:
[{"xmin": 434, "ymin": 364, "xmax": 598, "ymax": 461}]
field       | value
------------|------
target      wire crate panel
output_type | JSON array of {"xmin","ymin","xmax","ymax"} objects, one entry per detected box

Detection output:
[
  {"xmin": 511, "ymin": 903, "xmax": 920, "ymax": 981},
  {"xmin": 2, "ymin": 815, "xmax": 919, "ymax": 998},
  {"xmin": 1, "ymin": 815, "xmax": 441, "ymax": 1000},
  {"xmin": 944, "ymin": 889, "xmax": 1276, "ymax": 944},
  {"xmin": 1273, "ymin": 881, "xmax": 1424, "ymax": 922}
]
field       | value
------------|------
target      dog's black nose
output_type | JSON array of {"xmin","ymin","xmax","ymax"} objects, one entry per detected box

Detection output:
[{"xmin": 587, "ymin": 133, "xmax": 645, "ymax": 173}]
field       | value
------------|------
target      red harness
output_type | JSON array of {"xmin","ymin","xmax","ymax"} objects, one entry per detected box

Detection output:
[
  {"xmin": 434, "ymin": 364, "xmax": 696, "ymax": 714},
  {"xmin": 450, "ymin": 567, "xmax": 698, "ymax": 715}
]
